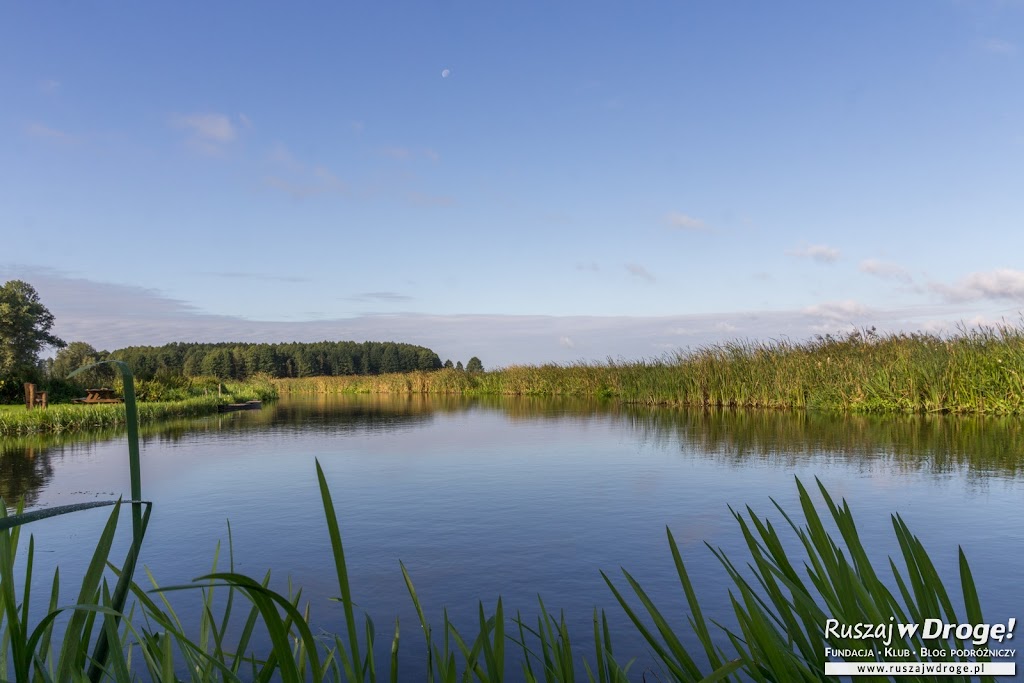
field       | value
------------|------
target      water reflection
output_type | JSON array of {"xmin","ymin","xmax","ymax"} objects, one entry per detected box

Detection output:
[
  {"xmin": 2, "ymin": 395, "xmax": 1022, "ymax": 508},
  {"xmin": 0, "ymin": 441, "xmax": 55, "ymax": 508}
]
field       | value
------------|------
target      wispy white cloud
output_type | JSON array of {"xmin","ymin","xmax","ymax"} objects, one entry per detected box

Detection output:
[
  {"xmin": 931, "ymin": 268, "xmax": 1024, "ymax": 302},
  {"xmin": 625, "ymin": 263, "xmax": 656, "ymax": 282},
  {"xmin": 859, "ymin": 259, "xmax": 912, "ymax": 283},
  {"xmin": 265, "ymin": 173, "xmax": 349, "ymax": 199},
  {"xmin": 665, "ymin": 212, "xmax": 707, "ymax": 231},
  {"xmin": 559, "ymin": 336, "xmax": 575, "ymax": 348},
  {"xmin": 25, "ymin": 122, "xmax": 75, "ymax": 142},
  {"xmin": 407, "ymin": 191, "xmax": 455, "ymax": 207},
  {"xmin": 984, "ymin": 38, "xmax": 1017, "ymax": 55},
  {"xmin": 267, "ymin": 142, "xmax": 446, "ymax": 205},
  {"xmin": 265, "ymin": 143, "xmax": 349, "ymax": 199},
  {"xmin": 788, "ymin": 244, "xmax": 841, "ymax": 263},
  {"xmin": 575, "ymin": 262, "xmax": 600, "ymax": 272},
  {"xmin": 267, "ymin": 142, "xmax": 304, "ymax": 171},
  {"xmin": 380, "ymin": 146, "xmax": 440, "ymax": 162},
  {"xmin": 171, "ymin": 112, "xmax": 246, "ymax": 154},
  {"xmin": 174, "ymin": 113, "xmax": 236, "ymax": 142},
  {"xmin": 345, "ymin": 292, "xmax": 414, "ymax": 303},
  {"xmin": 802, "ymin": 300, "xmax": 870, "ymax": 320},
  {"xmin": 37, "ymin": 79, "xmax": 61, "ymax": 94},
  {"xmin": 204, "ymin": 271, "xmax": 309, "ymax": 284},
  {"xmin": 380, "ymin": 146, "xmax": 412, "ymax": 160}
]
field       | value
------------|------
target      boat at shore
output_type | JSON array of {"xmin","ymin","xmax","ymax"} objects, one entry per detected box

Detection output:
[{"xmin": 217, "ymin": 400, "xmax": 263, "ymax": 413}]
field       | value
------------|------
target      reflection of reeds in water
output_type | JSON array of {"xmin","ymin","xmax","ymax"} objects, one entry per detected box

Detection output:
[
  {"xmin": 618, "ymin": 406, "xmax": 1024, "ymax": 476},
  {"xmin": 275, "ymin": 325, "xmax": 1024, "ymax": 415},
  {"xmin": 5, "ymin": 394, "xmax": 1022, "ymax": 512}
]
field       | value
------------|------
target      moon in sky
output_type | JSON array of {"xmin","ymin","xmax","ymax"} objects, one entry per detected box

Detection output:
[{"xmin": 441, "ymin": 68, "xmax": 451, "ymax": 78}]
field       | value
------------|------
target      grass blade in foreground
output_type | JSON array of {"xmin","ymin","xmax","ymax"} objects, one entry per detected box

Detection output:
[{"xmin": 606, "ymin": 475, "xmax": 993, "ymax": 682}]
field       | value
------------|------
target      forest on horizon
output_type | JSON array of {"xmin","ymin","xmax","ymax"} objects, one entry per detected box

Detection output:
[{"xmin": 105, "ymin": 340, "xmax": 451, "ymax": 380}]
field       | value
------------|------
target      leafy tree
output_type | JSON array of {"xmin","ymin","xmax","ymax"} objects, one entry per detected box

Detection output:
[
  {"xmin": 417, "ymin": 349, "xmax": 442, "ymax": 370},
  {"xmin": 444, "ymin": 359, "xmax": 454, "ymax": 369},
  {"xmin": 0, "ymin": 281, "xmax": 65, "ymax": 396},
  {"xmin": 466, "ymin": 356, "xmax": 484, "ymax": 373},
  {"xmin": 51, "ymin": 341, "xmax": 112, "ymax": 388},
  {"xmin": 201, "ymin": 348, "xmax": 232, "ymax": 378},
  {"xmin": 456, "ymin": 361, "xmax": 464, "ymax": 371},
  {"xmin": 380, "ymin": 346, "xmax": 400, "ymax": 373}
]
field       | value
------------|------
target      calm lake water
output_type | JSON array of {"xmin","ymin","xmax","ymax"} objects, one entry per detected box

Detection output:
[{"xmin": 3, "ymin": 395, "xmax": 1023, "ymax": 677}]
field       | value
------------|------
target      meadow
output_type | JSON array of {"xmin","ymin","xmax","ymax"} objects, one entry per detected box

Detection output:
[{"xmin": 0, "ymin": 377, "xmax": 277, "ymax": 436}]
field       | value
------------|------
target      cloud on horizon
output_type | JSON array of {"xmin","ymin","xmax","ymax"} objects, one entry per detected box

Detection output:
[
  {"xmin": 204, "ymin": 271, "xmax": 310, "ymax": 284},
  {"xmin": 931, "ymin": 268, "xmax": 1024, "ymax": 303},
  {"xmin": 802, "ymin": 300, "xmax": 871, "ymax": 320},
  {"xmin": 3, "ymin": 266, "xmax": 1018, "ymax": 367},
  {"xmin": 345, "ymin": 292, "xmax": 415, "ymax": 303}
]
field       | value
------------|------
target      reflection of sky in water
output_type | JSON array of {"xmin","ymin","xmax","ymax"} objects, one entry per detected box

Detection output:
[{"xmin": 3, "ymin": 395, "xmax": 1022, "ymax": 676}]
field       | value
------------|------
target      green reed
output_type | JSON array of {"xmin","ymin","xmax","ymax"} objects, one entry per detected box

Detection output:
[{"xmin": 275, "ymin": 324, "xmax": 1024, "ymax": 415}]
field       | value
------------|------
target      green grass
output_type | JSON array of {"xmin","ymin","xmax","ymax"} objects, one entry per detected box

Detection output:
[
  {"xmin": 0, "ymin": 363, "xmax": 1005, "ymax": 681},
  {"xmin": 276, "ymin": 324, "xmax": 1024, "ymax": 415},
  {"xmin": 0, "ymin": 398, "xmax": 224, "ymax": 436},
  {"xmin": 0, "ymin": 376, "xmax": 278, "ymax": 436}
]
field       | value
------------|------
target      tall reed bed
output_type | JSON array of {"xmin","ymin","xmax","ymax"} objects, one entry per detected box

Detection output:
[{"xmin": 275, "ymin": 325, "xmax": 1024, "ymax": 414}]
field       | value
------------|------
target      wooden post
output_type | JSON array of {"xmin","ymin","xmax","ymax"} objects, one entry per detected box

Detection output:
[
  {"xmin": 24, "ymin": 383, "xmax": 35, "ymax": 410},
  {"xmin": 38, "ymin": 391, "xmax": 47, "ymax": 409}
]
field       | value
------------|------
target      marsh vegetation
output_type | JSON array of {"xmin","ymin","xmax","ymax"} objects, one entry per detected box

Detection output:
[{"xmin": 277, "ymin": 325, "xmax": 1024, "ymax": 415}]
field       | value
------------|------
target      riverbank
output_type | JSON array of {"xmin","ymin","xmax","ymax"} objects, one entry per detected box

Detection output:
[
  {"xmin": 0, "ymin": 379, "xmax": 278, "ymax": 436},
  {"xmin": 0, "ymin": 397, "xmax": 224, "ymax": 436},
  {"xmin": 275, "ymin": 326, "xmax": 1024, "ymax": 414}
]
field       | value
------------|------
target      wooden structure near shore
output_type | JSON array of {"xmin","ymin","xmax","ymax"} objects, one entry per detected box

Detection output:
[
  {"xmin": 71, "ymin": 388, "xmax": 122, "ymax": 404},
  {"xmin": 217, "ymin": 400, "xmax": 263, "ymax": 413},
  {"xmin": 24, "ymin": 383, "xmax": 47, "ymax": 410}
]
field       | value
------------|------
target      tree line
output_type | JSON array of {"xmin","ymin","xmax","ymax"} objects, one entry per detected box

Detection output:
[
  {"xmin": 108, "ymin": 340, "xmax": 445, "ymax": 380},
  {"xmin": 1, "ymin": 279, "xmax": 485, "ymax": 402}
]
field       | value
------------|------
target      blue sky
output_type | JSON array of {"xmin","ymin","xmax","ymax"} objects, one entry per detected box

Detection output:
[{"xmin": 3, "ymin": 1, "xmax": 1024, "ymax": 366}]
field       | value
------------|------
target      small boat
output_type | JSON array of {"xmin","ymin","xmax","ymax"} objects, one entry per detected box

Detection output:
[{"xmin": 217, "ymin": 400, "xmax": 263, "ymax": 413}]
